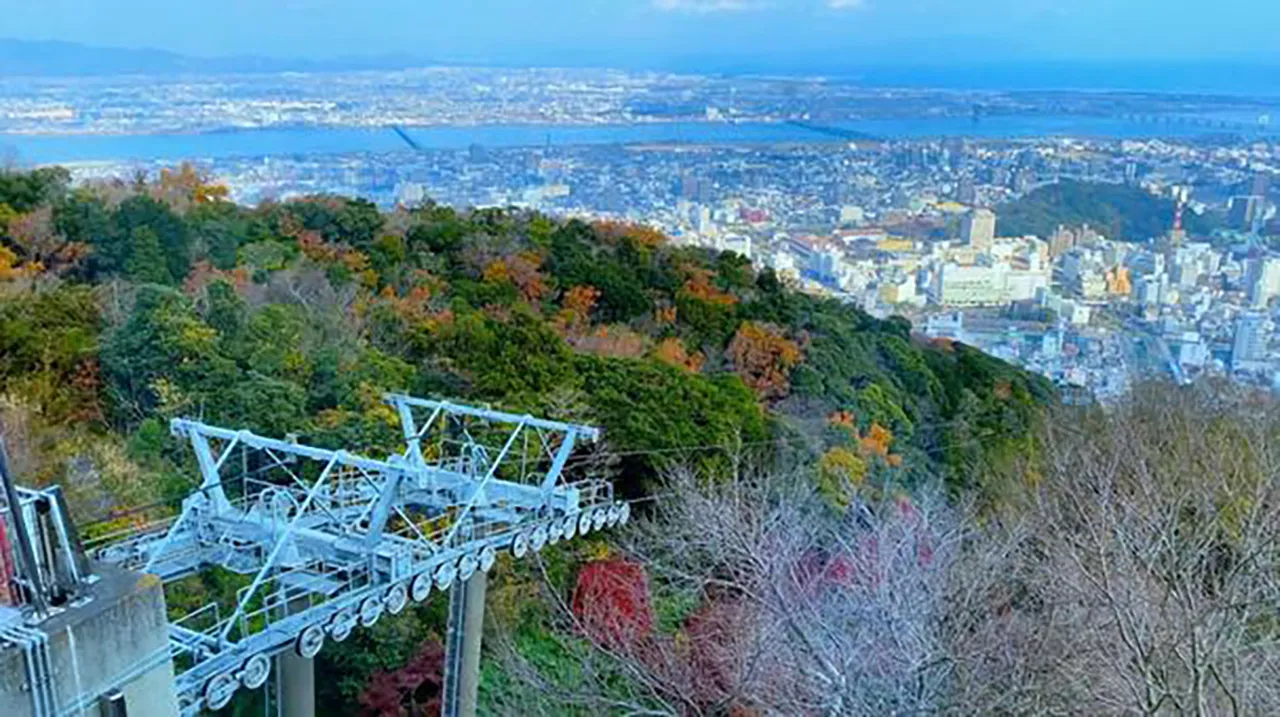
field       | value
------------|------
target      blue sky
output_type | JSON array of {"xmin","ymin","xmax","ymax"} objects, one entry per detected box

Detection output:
[{"xmin": 3, "ymin": 0, "xmax": 1278, "ymax": 69}]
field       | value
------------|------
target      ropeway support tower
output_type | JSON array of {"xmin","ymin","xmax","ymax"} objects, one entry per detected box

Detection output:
[{"xmin": 84, "ymin": 393, "xmax": 626, "ymax": 715}]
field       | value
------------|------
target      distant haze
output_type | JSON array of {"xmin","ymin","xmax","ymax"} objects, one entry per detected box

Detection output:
[{"xmin": 1, "ymin": 0, "xmax": 1278, "ymax": 87}]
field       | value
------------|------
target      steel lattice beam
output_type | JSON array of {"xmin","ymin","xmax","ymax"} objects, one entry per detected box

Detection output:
[{"xmin": 94, "ymin": 395, "xmax": 627, "ymax": 715}]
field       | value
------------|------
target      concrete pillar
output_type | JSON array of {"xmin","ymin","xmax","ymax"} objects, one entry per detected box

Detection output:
[
  {"xmin": 442, "ymin": 571, "xmax": 488, "ymax": 717},
  {"xmin": 275, "ymin": 593, "xmax": 315, "ymax": 717},
  {"xmin": 0, "ymin": 566, "xmax": 178, "ymax": 717},
  {"xmin": 278, "ymin": 650, "xmax": 315, "ymax": 717}
]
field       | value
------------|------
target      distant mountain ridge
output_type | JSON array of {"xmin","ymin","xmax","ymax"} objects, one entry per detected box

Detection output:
[
  {"xmin": 0, "ymin": 38, "xmax": 435, "ymax": 77},
  {"xmin": 4, "ymin": 38, "xmax": 1280, "ymax": 96}
]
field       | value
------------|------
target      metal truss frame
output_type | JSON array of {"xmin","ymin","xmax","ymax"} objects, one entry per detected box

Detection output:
[{"xmin": 95, "ymin": 394, "xmax": 628, "ymax": 714}]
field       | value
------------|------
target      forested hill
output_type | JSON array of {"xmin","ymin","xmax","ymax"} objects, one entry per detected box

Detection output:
[
  {"xmin": 0, "ymin": 165, "xmax": 1054, "ymax": 710},
  {"xmin": 1, "ymin": 165, "xmax": 1051, "ymax": 514},
  {"xmin": 997, "ymin": 179, "xmax": 1218, "ymax": 240}
]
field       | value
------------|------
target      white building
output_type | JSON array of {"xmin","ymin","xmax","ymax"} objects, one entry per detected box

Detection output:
[
  {"xmin": 878, "ymin": 273, "xmax": 918, "ymax": 306},
  {"xmin": 934, "ymin": 263, "xmax": 1048, "ymax": 306},
  {"xmin": 1248, "ymin": 256, "xmax": 1280, "ymax": 308},
  {"xmin": 1233, "ymin": 312, "xmax": 1272, "ymax": 372},
  {"xmin": 718, "ymin": 233, "xmax": 752, "ymax": 259},
  {"xmin": 1043, "ymin": 292, "xmax": 1093, "ymax": 326}
]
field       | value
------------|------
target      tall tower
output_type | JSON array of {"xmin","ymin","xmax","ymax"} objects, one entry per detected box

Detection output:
[{"xmin": 1169, "ymin": 185, "xmax": 1189, "ymax": 247}]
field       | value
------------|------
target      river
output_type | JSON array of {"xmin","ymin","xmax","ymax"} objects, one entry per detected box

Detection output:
[{"xmin": 1, "ymin": 116, "xmax": 1272, "ymax": 165}]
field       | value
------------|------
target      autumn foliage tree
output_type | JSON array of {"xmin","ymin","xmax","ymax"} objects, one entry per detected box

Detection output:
[
  {"xmin": 483, "ymin": 251, "xmax": 549, "ymax": 303},
  {"xmin": 571, "ymin": 558, "xmax": 655, "ymax": 652},
  {"xmin": 357, "ymin": 638, "xmax": 445, "ymax": 717},
  {"xmin": 651, "ymin": 337, "xmax": 704, "ymax": 373},
  {"xmin": 726, "ymin": 321, "xmax": 802, "ymax": 400},
  {"xmin": 591, "ymin": 220, "xmax": 667, "ymax": 249}
]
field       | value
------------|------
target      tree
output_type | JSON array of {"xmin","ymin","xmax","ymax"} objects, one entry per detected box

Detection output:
[
  {"xmin": 817, "ymin": 446, "xmax": 867, "ymax": 509},
  {"xmin": 726, "ymin": 321, "xmax": 802, "ymax": 400},
  {"xmin": 125, "ymin": 226, "xmax": 174, "ymax": 284},
  {"xmin": 100, "ymin": 286, "xmax": 228, "ymax": 422},
  {"xmin": 966, "ymin": 383, "xmax": 1280, "ymax": 714},
  {"xmin": 53, "ymin": 189, "xmax": 113, "ymax": 275},
  {"xmin": 0, "ymin": 167, "xmax": 69, "ymax": 213},
  {"xmin": 493, "ymin": 465, "xmax": 968, "ymax": 716},
  {"xmin": 112, "ymin": 195, "xmax": 190, "ymax": 281},
  {"xmin": 0, "ymin": 286, "xmax": 103, "ymax": 424},
  {"xmin": 5, "ymin": 206, "xmax": 87, "ymax": 276}
]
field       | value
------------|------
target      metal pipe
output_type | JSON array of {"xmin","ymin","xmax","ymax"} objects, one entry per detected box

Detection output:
[
  {"xmin": 170, "ymin": 421, "xmax": 416, "ymax": 478},
  {"xmin": 31, "ymin": 625, "xmax": 58, "ymax": 716},
  {"xmin": 0, "ymin": 437, "xmax": 48, "ymax": 616},
  {"xmin": 1, "ymin": 626, "xmax": 46, "ymax": 717}
]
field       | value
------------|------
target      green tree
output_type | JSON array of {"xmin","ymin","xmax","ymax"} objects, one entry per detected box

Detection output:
[
  {"xmin": 54, "ymin": 190, "xmax": 114, "ymax": 275},
  {"xmin": 125, "ymin": 226, "xmax": 174, "ymax": 285},
  {"xmin": 0, "ymin": 167, "xmax": 69, "ymax": 213},
  {"xmin": 101, "ymin": 286, "xmax": 230, "ymax": 422},
  {"xmin": 113, "ymin": 195, "xmax": 190, "ymax": 282}
]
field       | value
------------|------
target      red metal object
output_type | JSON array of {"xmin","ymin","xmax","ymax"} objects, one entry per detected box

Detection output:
[{"xmin": 0, "ymin": 515, "xmax": 14, "ymax": 606}]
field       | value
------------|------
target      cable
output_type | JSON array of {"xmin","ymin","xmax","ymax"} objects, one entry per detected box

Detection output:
[{"xmin": 81, "ymin": 417, "xmax": 1022, "ymax": 532}]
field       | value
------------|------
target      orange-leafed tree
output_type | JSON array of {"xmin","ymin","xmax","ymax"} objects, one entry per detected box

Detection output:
[
  {"xmin": 6, "ymin": 206, "xmax": 87, "ymax": 277},
  {"xmin": 592, "ymin": 220, "xmax": 667, "ymax": 249},
  {"xmin": 483, "ymin": 251, "xmax": 549, "ymax": 303},
  {"xmin": 572, "ymin": 324, "xmax": 647, "ymax": 359},
  {"xmin": 0, "ymin": 245, "xmax": 28, "ymax": 281},
  {"xmin": 680, "ymin": 267, "xmax": 738, "ymax": 307},
  {"xmin": 858, "ymin": 422, "xmax": 903, "ymax": 467},
  {"xmin": 150, "ymin": 162, "xmax": 230, "ymax": 212},
  {"xmin": 726, "ymin": 321, "xmax": 802, "ymax": 400},
  {"xmin": 652, "ymin": 337, "xmax": 705, "ymax": 373},
  {"xmin": 556, "ymin": 285, "xmax": 600, "ymax": 335}
]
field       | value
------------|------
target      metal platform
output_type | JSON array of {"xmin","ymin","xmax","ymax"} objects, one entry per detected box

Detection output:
[{"xmin": 92, "ymin": 394, "xmax": 628, "ymax": 714}]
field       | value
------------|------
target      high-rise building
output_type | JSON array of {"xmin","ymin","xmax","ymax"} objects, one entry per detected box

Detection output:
[
  {"xmin": 1233, "ymin": 312, "xmax": 1272, "ymax": 371},
  {"xmin": 1229, "ymin": 195, "xmax": 1262, "ymax": 231},
  {"xmin": 1251, "ymin": 172, "xmax": 1272, "ymax": 199},
  {"xmin": 691, "ymin": 204, "xmax": 713, "ymax": 235},
  {"xmin": 1124, "ymin": 161, "xmax": 1140, "ymax": 185},
  {"xmin": 1248, "ymin": 256, "xmax": 1280, "ymax": 307},
  {"xmin": 962, "ymin": 208, "xmax": 997, "ymax": 250}
]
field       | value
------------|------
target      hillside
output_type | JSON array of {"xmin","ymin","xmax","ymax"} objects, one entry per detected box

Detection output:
[
  {"xmin": 997, "ymin": 179, "xmax": 1218, "ymax": 240},
  {"xmin": 0, "ymin": 165, "xmax": 1053, "ymax": 711}
]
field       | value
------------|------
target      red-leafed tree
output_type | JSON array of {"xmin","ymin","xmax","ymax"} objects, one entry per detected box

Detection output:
[
  {"xmin": 357, "ymin": 639, "xmax": 445, "ymax": 717},
  {"xmin": 571, "ymin": 558, "xmax": 655, "ymax": 652}
]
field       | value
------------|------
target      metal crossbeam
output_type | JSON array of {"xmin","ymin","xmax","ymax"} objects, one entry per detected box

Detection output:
[{"xmin": 93, "ymin": 395, "xmax": 627, "ymax": 715}]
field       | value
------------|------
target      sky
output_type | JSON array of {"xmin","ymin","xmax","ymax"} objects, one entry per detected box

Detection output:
[{"xmin": 2, "ymin": 0, "xmax": 1278, "ymax": 71}]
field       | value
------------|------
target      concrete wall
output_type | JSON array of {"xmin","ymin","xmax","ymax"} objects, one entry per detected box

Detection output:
[{"xmin": 0, "ymin": 564, "xmax": 178, "ymax": 716}]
